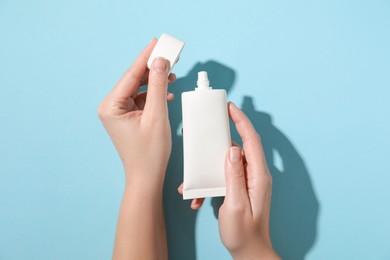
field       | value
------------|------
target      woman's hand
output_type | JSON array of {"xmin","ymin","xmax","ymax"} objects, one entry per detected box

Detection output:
[
  {"xmin": 98, "ymin": 39, "xmax": 176, "ymax": 189},
  {"xmin": 219, "ymin": 103, "xmax": 279, "ymax": 259},
  {"xmin": 98, "ymin": 39, "xmax": 176, "ymax": 260},
  {"xmin": 178, "ymin": 102, "xmax": 279, "ymax": 259}
]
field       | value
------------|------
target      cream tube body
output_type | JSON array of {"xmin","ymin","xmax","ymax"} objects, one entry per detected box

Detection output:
[{"xmin": 181, "ymin": 71, "xmax": 231, "ymax": 200}]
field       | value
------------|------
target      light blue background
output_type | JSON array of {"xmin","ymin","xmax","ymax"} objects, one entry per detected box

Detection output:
[{"xmin": 1, "ymin": 0, "xmax": 389, "ymax": 259}]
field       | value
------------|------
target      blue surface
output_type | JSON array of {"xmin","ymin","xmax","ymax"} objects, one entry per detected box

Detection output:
[{"xmin": 1, "ymin": 0, "xmax": 389, "ymax": 259}]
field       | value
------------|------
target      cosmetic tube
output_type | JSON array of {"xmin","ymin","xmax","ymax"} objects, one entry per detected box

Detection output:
[{"xmin": 182, "ymin": 71, "xmax": 231, "ymax": 199}]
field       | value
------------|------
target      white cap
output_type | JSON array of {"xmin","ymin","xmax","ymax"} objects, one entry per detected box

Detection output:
[
  {"xmin": 147, "ymin": 33, "xmax": 185, "ymax": 73},
  {"xmin": 196, "ymin": 71, "xmax": 212, "ymax": 90}
]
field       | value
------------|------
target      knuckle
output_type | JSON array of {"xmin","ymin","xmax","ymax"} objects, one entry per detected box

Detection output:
[
  {"xmin": 259, "ymin": 172, "xmax": 272, "ymax": 187},
  {"xmin": 97, "ymin": 101, "xmax": 111, "ymax": 121},
  {"xmin": 243, "ymin": 131, "xmax": 261, "ymax": 143},
  {"xmin": 124, "ymin": 70, "xmax": 141, "ymax": 84},
  {"xmin": 226, "ymin": 200, "xmax": 247, "ymax": 213},
  {"xmin": 232, "ymin": 167, "xmax": 245, "ymax": 178},
  {"xmin": 226, "ymin": 159, "xmax": 244, "ymax": 177},
  {"xmin": 148, "ymin": 80, "xmax": 167, "ymax": 89},
  {"xmin": 97, "ymin": 104, "xmax": 106, "ymax": 119}
]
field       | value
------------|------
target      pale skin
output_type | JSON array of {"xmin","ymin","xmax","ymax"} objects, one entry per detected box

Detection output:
[
  {"xmin": 179, "ymin": 103, "xmax": 280, "ymax": 260},
  {"xmin": 98, "ymin": 39, "xmax": 280, "ymax": 259}
]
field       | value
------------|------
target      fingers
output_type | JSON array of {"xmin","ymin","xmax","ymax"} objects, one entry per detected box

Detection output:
[
  {"xmin": 228, "ymin": 102, "xmax": 272, "ymax": 218},
  {"xmin": 111, "ymin": 38, "xmax": 157, "ymax": 100},
  {"xmin": 140, "ymin": 72, "xmax": 176, "ymax": 86},
  {"xmin": 178, "ymin": 183, "xmax": 183, "ymax": 194},
  {"xmin": 224, "ymin": 147, "xmax": 250, "ymax": 208},
  {"xmin": 191, "ymin": 198, "xmax": 205, "ymax": 210},
  {"xmin": 167, "ymin": 93, "xmax": 175, "ymax": 102},
  {"xmin": 228, "ymin": 102, "xmax": 268, "ymax": 175},
  {"xmin": 143, "ymin": 57, "xmax": 171, "ymax": 120},
  {"xmin": 177, "ymin": 183, "xmax": 205, "ymax": 210}
]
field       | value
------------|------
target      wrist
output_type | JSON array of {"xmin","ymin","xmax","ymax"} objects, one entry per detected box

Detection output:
[
  {"xmin": 122, "ymin": 180, "xmax": 164, "ymax": 207},
  {"xmin": 124, "ymin": 168, "xmax": 166, "ymax": 194}
]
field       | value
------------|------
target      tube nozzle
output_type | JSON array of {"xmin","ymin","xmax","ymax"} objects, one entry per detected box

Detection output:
[{"xmin": 196, "ymin": 71, "xmax": 211, "ymax": 90}]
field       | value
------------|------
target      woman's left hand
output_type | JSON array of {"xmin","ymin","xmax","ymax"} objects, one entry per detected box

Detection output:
[{"xmin": 98, "ymin": 39, "xmax": 176, "ymax": 189}]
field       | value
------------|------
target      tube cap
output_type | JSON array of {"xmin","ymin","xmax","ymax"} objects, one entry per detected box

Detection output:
[{"xmin": 147, "ymin": 33, "xmax": 185, "ymax": 73}]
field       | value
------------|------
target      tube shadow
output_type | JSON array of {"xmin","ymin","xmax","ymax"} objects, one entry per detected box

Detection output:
[{"xmin": 164, "ymin": 61, "xmax": 319, "ymax": 260}]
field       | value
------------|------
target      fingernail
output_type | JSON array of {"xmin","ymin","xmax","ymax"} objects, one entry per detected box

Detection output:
[
  {"xmin": 152, "ymin": 57, "xmax": 169, "ymax": 73},
  {"xmin": 149, "ymin": 37, "xmax": 157, "ymax": 44},
  {"xmin": 230, "ymin": 147, "xmax": 241, "ymax": 162}
]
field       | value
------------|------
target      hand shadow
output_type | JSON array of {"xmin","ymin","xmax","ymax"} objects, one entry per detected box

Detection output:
[
  {"xmin": 212, "ymin": 96, "xmax": 320, "ymax": 260},
  {"xmin": 163, "ymin": 61, "xmax": 235, "ymax": 260}
]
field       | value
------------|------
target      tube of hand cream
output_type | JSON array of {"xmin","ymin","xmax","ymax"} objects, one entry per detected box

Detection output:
[{"xmin": 181, "ymin": 71, "xmax": 231, "ymax": 200}]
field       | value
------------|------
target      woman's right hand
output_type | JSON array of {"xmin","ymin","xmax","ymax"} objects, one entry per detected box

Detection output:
[
  {"xmin": 178, "ymin": 102, "xmax": 279, "ymax": 259},
  {"xmin": 218, "ymin": 102, "xmax": 279, "ymax": 259}
]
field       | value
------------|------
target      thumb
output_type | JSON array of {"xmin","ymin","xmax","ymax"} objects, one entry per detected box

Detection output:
[
  {"xmin": 143, "ymin": 57, "xmax": 170, "ymax": 120},
  {"xmin": 224, "ymin": 147, "xmax": 250, "ymax": 207}
]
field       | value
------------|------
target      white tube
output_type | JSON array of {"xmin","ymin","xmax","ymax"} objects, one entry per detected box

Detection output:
[{"xmin": 181, "ymin": 71, "xmax": 231, "ymax": 200}]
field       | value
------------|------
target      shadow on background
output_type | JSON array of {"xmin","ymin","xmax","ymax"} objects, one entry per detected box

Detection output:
[{"xmin": 164, "ymin": 61, "xmax": 319, "ymax": 260}]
